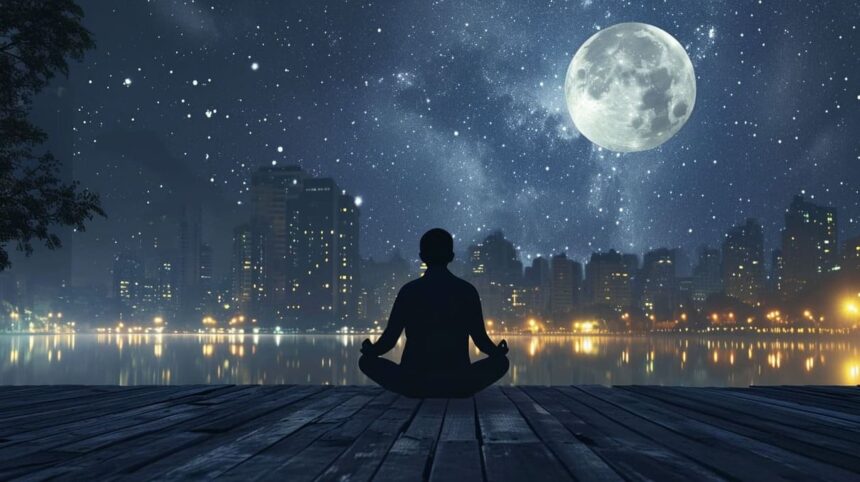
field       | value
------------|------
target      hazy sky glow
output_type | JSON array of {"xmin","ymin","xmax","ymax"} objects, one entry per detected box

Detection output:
[{"xmin": 28, "ymin": 1, "xmax": 859, "ymax": 284}]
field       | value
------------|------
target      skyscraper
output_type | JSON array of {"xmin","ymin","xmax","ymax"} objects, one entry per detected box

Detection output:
[
  {"xmin": 844, "ymin": 236, "xmax": 860, "ymax": 274},
  {"xmin": 780, "ymin": 195, "xmax": 838, "ymax": 297},
  {"xmin": 249, "ymin": 168, "xmax": 360, "ymax": 328},
  {"xmin": 231, "ymin": 224, "xmax": 255, "ymax": 314},
  {"xmin": 586, "ymin": 250, "xmax": 637, "ymax": 312},
  {"xmin": 722, "ymin": 218, "xmax": 764, "ymax": 305},
  {"xmin": 549, "ymin": 253, "xmax": 581, "ymax": 320},
  {"xmin": 359, "ymin": 251, "xmax": 411, "ymax": 325},
  {"xmin": 251, "ymin": 165, "xmax": 305, "ymax": 320},
  {"xmin": 156, "ymin": 256, "xmax": 175, "ymax": 311},
  {"xmin": 523, "ymin": 256, "xmax": 552, "ymax": 318},
  {"xmin": 691, "ymin": 246, "xmax": 722, "ymax": 308},
  {"xmin": 112, "ymin": 252, "xmax": 142, "ymax": 316},
  {"xmin": 177, "ymin": 205, "xmax": 202, "ymax": 316},
  {"xmin": 199, "ymin": 243, "xmax": 213, "ymax": 292},
  {"xmin": 770, "ymin": 249, "xmax": 785, "ymax": 294},
  {"xmin": 640, "ymin": 248, "xmax": 677, "ymax": 319},
  {"xmin": 466, "ymin": 231, "xmax": 522, "ymax": 322}
]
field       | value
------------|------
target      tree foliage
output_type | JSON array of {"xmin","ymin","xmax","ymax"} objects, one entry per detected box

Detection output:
[{"xmin": 0, "ymin": 0, "xmax": 104, "ymax": 271}]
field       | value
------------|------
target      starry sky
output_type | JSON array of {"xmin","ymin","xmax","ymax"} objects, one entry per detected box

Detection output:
[{"xmin": 25, "ymin": 0, "xmax": 860, "ymax": 286}]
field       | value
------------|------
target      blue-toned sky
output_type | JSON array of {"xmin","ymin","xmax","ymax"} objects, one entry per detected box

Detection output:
[{"xmin": 27, "ymin": 0, "xmax": 859, "ymax": 284}]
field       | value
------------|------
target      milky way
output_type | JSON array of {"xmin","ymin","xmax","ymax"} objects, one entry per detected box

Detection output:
[{"xmin": 34, "ymin": 1, "xmax": 859, "ymax": 284}]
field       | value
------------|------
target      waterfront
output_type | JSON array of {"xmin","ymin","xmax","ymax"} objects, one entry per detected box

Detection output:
[{"xmin": 0, "ymin": 333, "xmax": 858, "ymax": 386}]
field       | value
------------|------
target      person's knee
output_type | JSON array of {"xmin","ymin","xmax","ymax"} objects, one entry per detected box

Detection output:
[
  {"xmin": 491, "ymin": 353, "xmax": 510, "ymax": 376},
  {"xmin": 358, "ymin": 353, "xmax": 376, "ymax": 375}
]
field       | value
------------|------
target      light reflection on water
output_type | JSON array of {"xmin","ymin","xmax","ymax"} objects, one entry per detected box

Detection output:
[{"xmin": 0, "ymin": 334, "xmax": 858, "ymax": 386}]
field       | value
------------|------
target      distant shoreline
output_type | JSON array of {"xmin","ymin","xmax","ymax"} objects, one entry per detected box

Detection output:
[{"xmin": 0, "ymin": 329, "xmax": 855, "ymax": 337}]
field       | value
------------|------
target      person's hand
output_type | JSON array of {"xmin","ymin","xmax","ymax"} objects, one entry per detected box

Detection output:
[
  {"xmin": 360, "ymin": 338, "xmax": 373, "ymax": 355},
  {"xmin": 496, "ymin": 339, "xmax": 509, "ymax": 356}
]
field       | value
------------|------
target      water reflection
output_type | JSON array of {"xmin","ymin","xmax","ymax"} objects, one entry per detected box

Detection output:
[{"xmin": 0, "ymin": 334, "xmax": 857, "ymax": 386}]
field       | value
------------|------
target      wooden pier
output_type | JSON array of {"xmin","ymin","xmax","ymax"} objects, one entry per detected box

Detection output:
[{"xmin": 0, "ymin": 384, "xmax": 857, "ymax": 480}]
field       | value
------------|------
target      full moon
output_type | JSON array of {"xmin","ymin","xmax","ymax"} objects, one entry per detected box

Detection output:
[{"xmin": 565, "ymin": 23, "xmax": 696, "ymax": 152}]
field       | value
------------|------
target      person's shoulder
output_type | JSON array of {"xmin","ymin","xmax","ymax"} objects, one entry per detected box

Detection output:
[
  {"xmin": 450, "ymin": 274, "xmax": 479, "ymax": 296},
  {"xmin": 398, "ymin": 277, "xmax": 422, "ymax": 294}
]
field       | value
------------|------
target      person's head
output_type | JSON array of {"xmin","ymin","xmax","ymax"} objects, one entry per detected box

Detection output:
[{"xmin": 420, "ymin": 228, "xmax": 455, "ymax": 267}]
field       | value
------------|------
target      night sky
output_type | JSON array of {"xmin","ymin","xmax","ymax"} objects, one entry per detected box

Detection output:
[{"xmin": 25, "ymin": 1, "xmax": 860, "ymax": 286}]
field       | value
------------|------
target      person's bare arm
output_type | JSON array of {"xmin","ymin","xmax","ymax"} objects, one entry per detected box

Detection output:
[
  {"xmin": 469, "ymin": 287, "xmax": 507, "ymax": 356},
  {"xmin": 361, "ymin": 288, "xmax": 407, "ymax": 356}
]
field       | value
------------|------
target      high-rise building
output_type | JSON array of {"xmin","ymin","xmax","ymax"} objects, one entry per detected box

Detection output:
[
  {"xmin": 230, "ymin": 224, "xmax": 255, "ymax": 313},
  {"xmin": 722, "ymin": 218, "xmax": 764, "ymax": 305},
  {"xmin": 780, "ymin": 195, "xmax": 838, "ymax": 296},
  {"xmin": 844, "ymin": 236, "xmax": 860, "ymax": 274},
  {"xmin": 156, "ymin": 257, "xmax": 175, "ymax": 310},
  {"xmin": 177, "ymin": 206, "xmax": 202, "ymax": 315},
  {"xmin": 251, "ymin": 165, "xmax": 305, "ymax": 319},
  {"xmin": 466, "ymin": 231, "xmax": 523, "ymax": 322},
  {"xmin": 770, "ymin": 249, "xmax": 785, "ymax": 294},
  {"xmin": 691, "ymin": 246, "xmax": 721, "ymax": 308},
  {"xmin": 523, "ymin": 256, "xmax": 552, "ymax": 318},
  {"xmin": 549, "ymin": 253, "xmax": 581, "ymax": 320},
  {"xmin": 586, "ymin": 250, "xmax": 637, "ymax": 312},
  {"xmin": 287, "ymin": 178, "xmax": 346, "ymax": 326},
  {"xmin": 473, "ymin": 231, "xmax": 522, "ymax": 285},
  {"xmin": 334, "ymin": 186, "xmax": 361, "ymax": 325},
  {"xmin": 359, "ymin": 251, "xmax": 412, "ymax": 325},
  {"xmin": 249, "ymin": 168, "xmax": 360, "ymax": 328},
  {"xmin": 640, "ymin": 248, "xmax": 677, "ymax": 319},
  {"xmin": 112, "ymin": 252, "xmax": 143, "ymax": 315},
  {"xmin": 199, "ymin": 244, "xmax": 212, "ymax": 290}
]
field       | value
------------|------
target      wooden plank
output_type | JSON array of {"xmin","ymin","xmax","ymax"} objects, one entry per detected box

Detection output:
[
  {"xmin": 428, "ymin": 397, "xmax": 482, "ymax": 482},
  {"xmin": 314, "ymin": 396, "xmax": 421, "ymax": 482},
  {"xmin": 747, "ymin": 387, "xmax": 860, "ymax": 415},
  {"xmin": 90, "ymin": 386, "xmax": 328, "ymax": 480},
  {"xmin": 257, "ymin": 391, "xmax": 400, "ymax": 482},
  {"xmin": 503, "ymin": 387, "xmax": 621, "ymax": 482},
  {"xmin": 216, "ymin": 389, "xmax": 380, "ymax": 480},
  {"xmin": 584, "ymin": 386, "xmax": 857, "ymax": 481},
  {"xmin": 782, "ymin": 386, "xmax": 860, "ymax": 400},
  {"xmin": 0, "ymin": 387, "xmax": 58, "ymax": 404},
  {"xmin": 476, "ymin": 387, "xmax": 572, "ymax": 482},
  {"xmin": 0, "ymin": 386, "xmax": 152, "ymax": 417},
  {"xmin": 626, "ymin": 386, "xmax": 860, "ymax": 473},
  {"xmin": 437, "ymin": 397, "xmax": 476, "ymax": 442},
  {"xmin": 430, "ymin": 441, "xmax": 483, "ymax": 482},
  {"xmin": 0, "ymin": 387, "xmax": 288, "ymax": 480},
  {"xmin": 528, "ymin": 386, "xmax": 721, "ymax": 481},
  {"xmin": 657, "ymin": 387, "xmax": 860, "ymax": 450},
  {"xmin": 561, "ymin": 386, "xmax": 774, "ymax": 480},
  {"xmin": 0, "ymin": 385, "xmax": 239, "ymax": 440},
  {"xmin": 0, "ymin": 386, "xmax": 242, "ymax": 447},
  {"xmin": 720, "ymin": 388, "xmax": 860, "ymax": 426},
  {"xmin": 140, "ymin": 387, "xmax": 348, "ymax": 480},
  {"xmin": 374, "ymin": 398, "xmax": 446, "ymax": 481}
]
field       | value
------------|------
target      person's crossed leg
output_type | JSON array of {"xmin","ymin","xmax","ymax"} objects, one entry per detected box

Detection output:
[{"xmin": 359, "ymin": 345, "xmax": 509, "ymax": 398}]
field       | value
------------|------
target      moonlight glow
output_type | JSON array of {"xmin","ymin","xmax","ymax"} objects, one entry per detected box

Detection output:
[{"xmin": 565, "ymin": 23, "xmax": 696, "ymax": 152}]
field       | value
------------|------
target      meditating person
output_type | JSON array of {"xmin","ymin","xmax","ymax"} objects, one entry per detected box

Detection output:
[{"xmin": 359, "ymin": 228, "xmax": 509, "ymax": 398}]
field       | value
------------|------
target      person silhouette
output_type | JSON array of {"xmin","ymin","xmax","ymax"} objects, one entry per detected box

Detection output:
[{"xmin": 359, "ymin": 228, "xmax": 509, "ymax": 398}]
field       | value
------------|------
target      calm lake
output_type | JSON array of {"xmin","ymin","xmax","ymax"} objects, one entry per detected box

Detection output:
[{"xmin": 0, "ymin": 333, "xmax": 858, "ymax": 386}]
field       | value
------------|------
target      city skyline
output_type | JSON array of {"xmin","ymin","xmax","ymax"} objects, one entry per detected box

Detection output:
[{"xmin": 4, "ymin": 170, "xmax": 858, "ymax": 332}]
